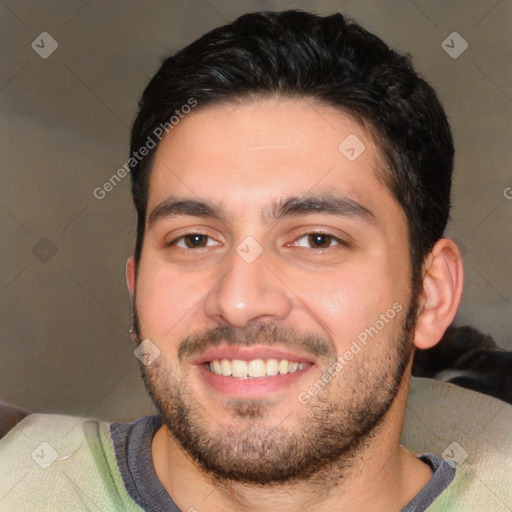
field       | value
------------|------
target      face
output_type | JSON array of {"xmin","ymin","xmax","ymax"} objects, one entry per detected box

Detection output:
[{"xmin": 129, "ymin": 98, "xmax": 418, "ymax": 484}]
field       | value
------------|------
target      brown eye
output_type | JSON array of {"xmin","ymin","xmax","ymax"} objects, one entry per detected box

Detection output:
[
  {"xmin": 168, "ymin": 233, "xmax": 218, "ymax": 249},
  {"xmin": 183, "ymin": 234, "xmax": 208, "ymax": 249},
  {"xmin": 305, "ymin": 233, "xmax": 335, "ymax": 248},
  {"xmin": 183, "ymin": 234, "xmax": 209, "ymax": 248},
  {"xmin": 291, "ymin": 232, "xmax": 346, "ymax": 250}
]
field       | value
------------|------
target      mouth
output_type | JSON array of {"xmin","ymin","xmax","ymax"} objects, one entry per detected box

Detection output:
[
  {"xmin": 204, "ymin": 358, "xmax": 311, "ymax": 378},
  {"xmin": 193, "ymin": 346, "xmax": 316, "ymax": 398}
]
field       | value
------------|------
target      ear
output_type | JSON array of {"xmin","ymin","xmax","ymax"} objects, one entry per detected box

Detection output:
[
  {"xmin": 414, "ymin": 238, "xmax": 464, "ymax": 350},
  {"xmin": 126, "ymin": 256, "xmax": 136, "ymax": 299}
]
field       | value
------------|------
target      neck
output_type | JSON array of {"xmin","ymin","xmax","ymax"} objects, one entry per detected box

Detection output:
[{"xmin": 151, "ymin": 375, "xmax": 433, "ymax": 511}]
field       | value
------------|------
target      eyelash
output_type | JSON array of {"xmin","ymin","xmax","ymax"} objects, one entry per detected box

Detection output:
[
  {"xmin": 168, "ymin": 233, "xmax": 218, "ymax": 249},
  {"xmin": 167, "ymin": 232, "xmax": 347, "ymax": 251},
  {"xmin": 292, "ymin": 233, "xmax": 346, "ymax": 250}
]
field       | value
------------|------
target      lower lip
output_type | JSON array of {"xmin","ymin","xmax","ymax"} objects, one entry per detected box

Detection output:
[{"xmin": 196, "ymin": 363, "xmax": 314, "ymax": 399}]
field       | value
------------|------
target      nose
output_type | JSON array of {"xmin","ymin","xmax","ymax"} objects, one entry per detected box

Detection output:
[{"xmin": 203, "ymin": 243, "xmax": 294, "ymax": 328}]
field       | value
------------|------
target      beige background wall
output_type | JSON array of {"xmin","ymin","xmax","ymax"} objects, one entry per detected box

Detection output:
[{"xmin": 1, "ymin": 0, "xmax": 511, "ymax": 422}]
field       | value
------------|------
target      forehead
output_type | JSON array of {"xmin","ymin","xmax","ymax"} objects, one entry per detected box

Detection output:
[{"xmin": 147, "ymin": 97, "xmax": 399, "ymax": 224}]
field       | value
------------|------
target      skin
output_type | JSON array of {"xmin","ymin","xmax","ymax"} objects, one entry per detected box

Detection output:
[{"xmin": 126, "ymin": 97, "xmax": 464, "ymax": 511}]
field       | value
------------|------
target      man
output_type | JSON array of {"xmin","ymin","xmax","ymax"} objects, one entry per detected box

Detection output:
[{"xmin": 1, "ymin": 10, "xmax": 510, "ymax": 511}]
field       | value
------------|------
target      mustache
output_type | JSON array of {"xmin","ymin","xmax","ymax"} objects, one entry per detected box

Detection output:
[
  {"xmin": 131, "ymin": 305, "xmax": 333, "ymax": 364},
  {"xmin": 177, "ymin": 323, "xmax": 334, "ymax": 364}
]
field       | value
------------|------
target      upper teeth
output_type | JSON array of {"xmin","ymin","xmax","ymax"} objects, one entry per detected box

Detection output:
[{"xmin": 206, "ymin": 359, "xmax": 308, "ymax": 378}]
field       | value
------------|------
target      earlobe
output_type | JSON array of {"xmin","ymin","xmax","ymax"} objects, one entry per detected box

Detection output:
[
  {"xmin": 126, "ymin": 256, "xmax": 136, "ymax": 299},
  {"xmin": 413, "ymin": 238, "xmax": 464, "ymax": 350}
]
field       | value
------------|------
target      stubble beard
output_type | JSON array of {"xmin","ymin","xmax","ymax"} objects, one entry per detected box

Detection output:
[{"xmin": 134, "ymin": 300, "xmax": 417, "ymax": 486}]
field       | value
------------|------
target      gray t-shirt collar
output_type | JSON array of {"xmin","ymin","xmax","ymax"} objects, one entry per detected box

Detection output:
[{"xmin": 111, "ymin": 415, "xmax": 456, "ymax": 512}]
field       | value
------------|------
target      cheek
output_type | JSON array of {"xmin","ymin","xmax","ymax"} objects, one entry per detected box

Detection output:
[
  {"xmin": 135, "ymin": 259, "xmax": 211, "ymax": 339},
  {"xmin": 298, "ymin": 263, "xmax": 401, "ymax": 348}
]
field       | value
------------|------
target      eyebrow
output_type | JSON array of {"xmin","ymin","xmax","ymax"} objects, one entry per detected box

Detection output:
[
  {"xmin": 148, "ymin": 198, "xmax": 226, "ymax": 228},
  {"xmin": 147, "ymin": 193, "xmax": 376, "ymax": 229},
  {"xmin": 267, "ymin": 194, "xmax": 376, "ymax": 225}
]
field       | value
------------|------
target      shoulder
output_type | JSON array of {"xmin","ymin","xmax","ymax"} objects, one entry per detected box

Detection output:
[
  {"xmin": 0, "ymin": 413, "xmax": 143, "ymax": 511},
  {"xmin": 402, "ymin": 377, "xmax": 512, "ymax": 511}
]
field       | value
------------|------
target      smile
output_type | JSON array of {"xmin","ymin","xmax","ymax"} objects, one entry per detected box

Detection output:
[{"xmin": 205, "ymin": 358, "xmax": 311, "ymax": 379}]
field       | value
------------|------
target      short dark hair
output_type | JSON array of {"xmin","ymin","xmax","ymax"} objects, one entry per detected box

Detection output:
[{"xmin": 130, "ymin": 9, "xmax": 454, "ymax": 294}]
